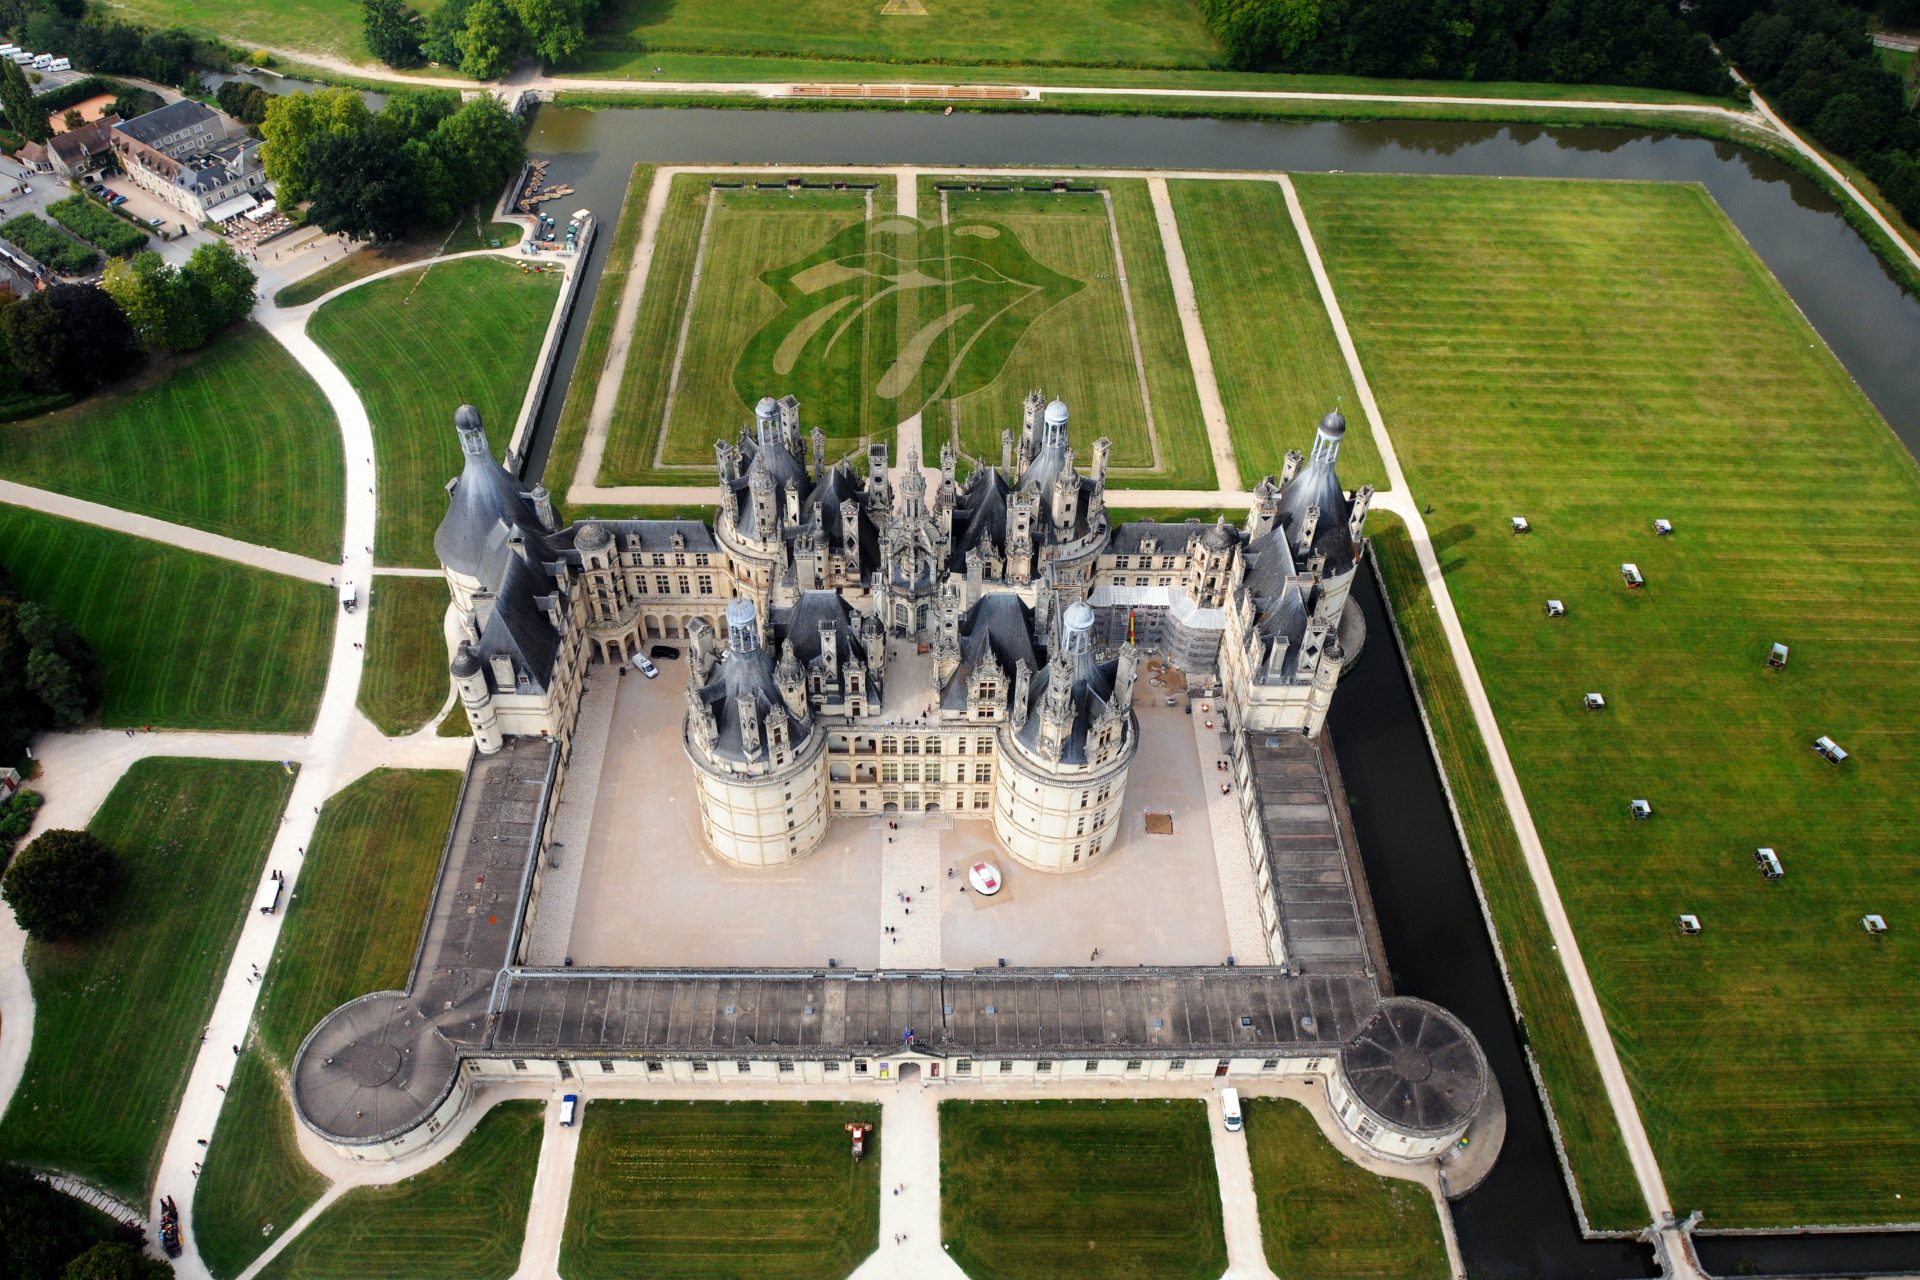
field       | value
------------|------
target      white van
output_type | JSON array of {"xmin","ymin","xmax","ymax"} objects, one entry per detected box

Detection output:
[
  {"xmin": 31, "ymin": 54, "xmax": 52, "ymax": 69},
  {"xmin": 1220, "ymin": 1087, "xmax": 1243, "ymax": 1133},
  {"xmin": 47, "ymin": 58, "xmax": 69, "ymax": 72},
  {"xmin": 559, "ymin": 1094, "xmax": 578, "ymax": 1126},
  {"xmin": 0, "ymin": 46, "xmax": 19, "ymax": 58}
]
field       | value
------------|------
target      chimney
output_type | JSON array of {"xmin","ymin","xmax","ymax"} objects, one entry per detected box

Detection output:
[{"xmin": 530, "ymin": 483, "xmax": 558, "ymax": 532}]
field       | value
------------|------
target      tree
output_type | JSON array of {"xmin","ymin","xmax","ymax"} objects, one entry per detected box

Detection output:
[
  {"xmin": 430, "ymin": 95, "xmax": 526, "ymax": 209},
  {"xmin": 0, "ymin": 1165, "xmax": 118, "ymax": 1280},
  {"xmin": 363, "ymin": 0, "xmax": 425, "ymax": 66},
  {"xmin": 456, "ymin": 0, "xmax": 524, "ymax": 80},
  {"xmin": 0, "ymin": 583, "xmax": 99, "ymax": 762},
  {"xmin": 260, "ymin": 87, "xmax": 374, "ymax": 205},
  {"xmin": 216, "ymin": 79, "xmax": 271, "ymax": 127},
  {"xmin": 0, "ymin": 286, "xmax": 140, "ymax": 396},
  {"xmin": 62, "ymin": 1242, "xmax": 172, "ymax": 1280},
  {"xmin": 184, "ymin": 241, "xmax": 258, "ymax": 330},
  {"xmin": 61, "ymin": 107, "xmax": 83, "ymax": 130},
  {"xmin": 509, "ymin": 0, "xmax": 596, "ymax": 65},
  {"xmin": 305, "ymin": 125, "xmax": 418, "ymax": 240},
  {"xmin": 108, "ymin": 87, "xmax": 164, "ymax": 120},
  {"xmin": 102, "ymin": 252, "xmax": 203, "ymax": 352},
  {"xmin": 2, "ymin": 829, "xmax": 117, "ymax": 941},
  {"xmin": 0, "ymin": 56, "xmax": 48, "ymax": 145}
]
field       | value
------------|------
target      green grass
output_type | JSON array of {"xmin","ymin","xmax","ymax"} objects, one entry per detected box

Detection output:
[
  {"xmin": 561, "ymin": 1100, "xmax": 881, "ymax": 1280},
  {"xmin": 104, "ymin": 0, "xmax": 442, "ymax": 62},
  {"xmin": 1296, "ymin": 172, "xmax": 1920, "ymax": 1226},
  {"xmin": 357, "ymin": 576, "xmax": 453, "ymax": 735},
  {"xmin": 597, "ymin": 174, "xmax": 893, "ymax": 484},
  {"xmin": 310, "ymin": 256, "xmax": 562, "ymax": 566},
  {"xmin": 259, "ymin": 1099, "xmax": 541, "ymax": 1280},
  {"xmin": 542, "ymin": 163, "xmax": 652, "ymax": 493},
  {"xmin": 0, "ymin": 759, "xmax": 295, "ymax": 1200},
  {"xmin": 274, "ymin": 214, "xmax": 523, "ymax": 307},
  {"xmin": 0, "ymin": 322, "xmax": 344, "ymax": 559},
  {"xmin": 1168, "ymin": 179, "xmax": 1377, "ymax": 490},
  {"xmin": 1370, "ymin": 516, "xmax": 1643, "ymax": 1229},
  {"xmin": 930, "ymin": 180, "xmax": 1211, "ymax": 488},
  {"xmin": 1242, "ymin": 1097, "xmax": 1448, "ymax": 1279},
  {"xmin": 252, "ymin": 768, "xmax": 461, "ymax": 1063},
  {"xmin": 941, "ymin": 1099, "xmax": 1224, "ymax": 1280},
  {"xmin": 0, "ymin": 505, "xmax": 333, "ymax": 731},
  {"xmin": 589, "ymin": 0, "xmax": 1222, "ymax": 73},
  {"xmin": 193, "ymin": 1050, "xmax": 329, "ymax": 1280}
]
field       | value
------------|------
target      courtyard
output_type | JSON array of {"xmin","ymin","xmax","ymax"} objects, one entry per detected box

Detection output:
[{"xmin": 562, "ymin": 653, "xmax": 1241, "ymax": 970}]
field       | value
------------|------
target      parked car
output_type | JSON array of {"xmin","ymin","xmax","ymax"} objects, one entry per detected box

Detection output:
[
  {"xmin": 631, "ymin": 654, "xmax": 659, "ymax": 679},
  {"xmin": 109, "ymin": 195, "xmax": 126, "ymax": 206},
  {"xmin": 649, "ymin": 645, "xmax": 681, "ymax": 661}
]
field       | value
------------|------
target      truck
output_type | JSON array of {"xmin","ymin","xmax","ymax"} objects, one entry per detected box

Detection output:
[
  {"xmin": 339, "ymin": 580, "xmax": 357, "ymax": 612},
  {"xmin": 1220, "ymin": 1087, "xmax": 1243, "ymax": 1132},
  {"xmin": 253, "ymin": 873, "xmax": 284, "ymax": 915}
]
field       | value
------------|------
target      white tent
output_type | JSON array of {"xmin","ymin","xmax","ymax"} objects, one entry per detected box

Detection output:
[{"xmin": 202, "ymin": 191, "xmax": 258, "ymax": 223}]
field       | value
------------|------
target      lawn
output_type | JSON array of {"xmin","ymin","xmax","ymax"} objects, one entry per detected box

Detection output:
[
  {"xmin": 544, "ymin": 163, "xmax": 652, "ymax": 493},
  {"xmin": 309, "ymin": 256, "xmax": 562, "ymax": 566},
  {"xmin": 1370, "ymin": 517, "xmax": 1643, "ymax": 1229},
  {"xmin": 1168, "ymin": 179, "xmax": 1379, "ymax": 490},
  {"xmin": 1296, "ymin": 172, "xmax": 1920, "ymax": 1226},
  {"xmin": 357, "ymin": 576, "xmax": 454, "ymax": 735},
  {"xmin": 560, "ymin": 1100, "xmax": 881, "ymax": 1280},
  {"xmin": 932, "ymin": 181, "xmax": 1211, "ymax": 488},
  {"xmin": 0, "ymin": 505, "xmax": 333, "ymax": 731},
  {"xmin": 588, "ymin": 0, "xmax": 1222, "ymax": 72},
  {"xmin": 0, "ymin": 759, "xmax": 294, "ymax": 1200},
  {"xmin": 103, "ymin": 0, "xmax": 442, "ymax": 62},
  {"xmin": 1242, "ymin": 1097, "xmax": 1449, "ymax": 1280},
  {"xmin": 0, "ymin": 322, "xmax": 344, "ymax": 559},
  {"xmin": 275, "ymin": 213, "xmax": 523, "ymax": 307},
  {"xmin": 257, "ymin": 1099, "xmax": 543, "ymax": 1280},
  {"xmin": 597, "ymin": 175, "xmax": 894, "ymax": 484},
  {"xmin": 193, "ymin": 1050, "xmax": 328, "ymax": 1280},
  {"xmin": 251, "ymin": 768, "xmax": 461, "ymax": 1064},
  {"xmin": 940, "ymin": 1099, "xmax": 1224, "ymax": 1280}
]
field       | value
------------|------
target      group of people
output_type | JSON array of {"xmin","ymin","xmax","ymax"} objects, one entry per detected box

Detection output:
[
  {"xmin": 156, "ymin": 1196, "xmax": 181, "ymax": 1256},
  {"xmin": 217, "ymin": 206, "xmax": 292, "ymax": 253}
]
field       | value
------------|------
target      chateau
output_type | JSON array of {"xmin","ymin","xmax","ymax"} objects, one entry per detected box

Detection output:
[{"xmin": 435, "ymin": 392, "xmax": 1373, "ymax": 874}]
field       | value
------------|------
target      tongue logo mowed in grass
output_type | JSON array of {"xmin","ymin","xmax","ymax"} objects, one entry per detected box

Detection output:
[{"xmin": 735, "ymin": 215, "xmax": 1081, "ymax": 422}]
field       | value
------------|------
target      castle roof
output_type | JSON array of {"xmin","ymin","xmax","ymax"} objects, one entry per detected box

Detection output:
[
  {"xmin": 434, "ymin": 406, "xmax": 548, "ymax": 583},
  {"xmin": 689, "ymin": 602, "xmax": 813, "ymax": 765},
  {"xmin": 942, "ymin": 593, "xmax": 1038, "ymax": 711},
  {"xmin": 1275, "ymin": 410, "xmax": 1357, "ymax": 574},
  {"xmin": 1011, "ymin": 602, "xmax": 1123, "ymax": 766}
]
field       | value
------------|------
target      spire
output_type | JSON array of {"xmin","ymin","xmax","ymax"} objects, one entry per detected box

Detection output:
[
  {"xmin": 454, "ymin": 404, "xmax": 489, "ymax": 458},
  {"xmin": 1311, "ymin": 409, "xmax": 1345, "ymax": 465}
]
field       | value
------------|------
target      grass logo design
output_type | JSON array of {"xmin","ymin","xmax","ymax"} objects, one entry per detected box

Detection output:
[{"xmin": 735, "ymin": 215, "xmax": 1082, "ymax": 424}]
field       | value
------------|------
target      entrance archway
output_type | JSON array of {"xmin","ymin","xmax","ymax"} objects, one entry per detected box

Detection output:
[{"xmin": 898, "ymin": 1061, "xmax": 921, "ymax": 1082}]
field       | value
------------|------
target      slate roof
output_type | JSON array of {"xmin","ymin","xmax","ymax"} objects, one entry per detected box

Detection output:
[
  {"xmin": 1340, "ymin": 997, "xmax": 1489, "ymax": 1136},
  {"xmin": 942, "ymin": 593, "xmax": 1039, "ymax": 711},
  {"xmin": 778, "ymin": 590, "xmax": 869, "ymax": 671},
  {"xmin": 113, "ymin": 98, "xmax": 219, "ymax": 147},
  {"xmin": 1275, "ymin": 410, "xmax": 1357, "ymax": 574},
  {"xmin": 1010, "ymin": 603, "xmax": 1122, "ymax": 766},
  {"xmin": 434, "ymin": 405, "xmax": 547, "ymax": 581},
  {"xmin": 689, "ymin": 605, "xmax": 813, "ymax": 765}
]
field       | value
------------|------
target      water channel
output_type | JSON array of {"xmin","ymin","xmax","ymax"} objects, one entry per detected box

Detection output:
[{"xmin": 495, "ymin": 105, "xmax": 1920, "ymax": 1277}]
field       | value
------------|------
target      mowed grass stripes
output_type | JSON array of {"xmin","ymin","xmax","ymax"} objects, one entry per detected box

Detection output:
[
  {"xmin": 0, "ymin": 504, "xmax": 332, "ymax": 732},
  {"xmin": 257, "ymin": 1100, "xmax": 542, "ymax": 1280},
  {"xmin": 0, "ymin": 322, "xmax": 343, "ymax": 559},
  {"xmin": 941, "ymin": 1099, "xmax": 1225, "ymax": 1280},
  {"xmin": 1296, "ymin": 173, "xmax": 1920, "ymax": 1226},
  {"xmin": 0, "ymin": 759, "xmax": 295, "ymax": 1200},
  {"xmin": 1169, "ymin": 179, "xmax": 1378, "ymax": 489},
  {"xmin": 311, "ymin": 257, "xmax": 562, "ymax": 567},
  {"xmin": 357, "ymin": 574, "xmax": 455, "ymax": 735},
  {"xmin": 560, "ymin": 1100, "xmax": 880, "ymax": 1280}
]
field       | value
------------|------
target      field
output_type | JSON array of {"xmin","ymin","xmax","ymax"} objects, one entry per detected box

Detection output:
[
  {"xmin": 1169, "ymin": 179, "xmax": 1381, "ymax": 490},
  {"xmin": 253, "ymin": 769, "xmax": 461, "ymax": 1061},
  {"xmin": 933, "ymin": 181, "xmax": 1210, "ymax": 487},
  {"xmin": 194, "ymin": 768, "xmax": 458, "ymax": 1276},
  {"xmin": 544, "ymin": 164, "xmax": 652, "ymax": 493},
  {"xmin": 0, "ymin": 212, "xmax": 99, "ymax": 274},
  {"xmin": 275, "ymin": 215, "xmax": 523, "ymax": 307},
  {"xmin": 103, "ymin": 0, "xmax": 436, "ymax": 61},
  {"xmin": 258, "ymin": 1100, "xmax": 542, "ymax": 1280},
  {"xmin": 0, "ymin": 759, "xmax": 295, "ymax": 1200},
  {"xmin": 357, "ymin": 576, "xmax": 455, "ymax": 735},
  {"xmin": 597, "ymin": 176, "xmax": 893, "ymax": 483},
  {"xmin": 47, "ymin": 195, "xmax": 148, "ymax": 256},
  {"xmin": 1296, "ymin": 173, "xmax": 1920, "ymax": 1225},
  {"xmin": 0, "ymin": 505, "xmax": 334, "ymax": 731},
  {"xmin": 1370, "ymin": 517, "xmax": 1642, "ymax": 1227},
  {"xmin": 1242, "ymin": 1097, "xmax": 1449, "ymax": 1280},
  {"xmin": 0, "ymin": 322, "xmax": 344, "ymax": 558},
  {"xmin": 193, "ymin": 1050, "xmax": 328, "ymax": 1280},
  {"xmin": 309, "ymin": 256, "xmax": 562, "ymax": 566},
  {"xmin": 589, "ymin": 0, "xmax": 1221, "ymax": 71},
  {"xmin": 940, "ymin": 1099, "xmax": 1225, "ymax": 1280},
  {"xmin": 560, "ymin": 1100, "xmax": 881, "ymax": 1280}
]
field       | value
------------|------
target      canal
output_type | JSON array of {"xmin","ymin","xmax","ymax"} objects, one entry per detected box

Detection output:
[{"xmin": 504, "ymin": 105, "xmax": 1920, "ymax": 1278}]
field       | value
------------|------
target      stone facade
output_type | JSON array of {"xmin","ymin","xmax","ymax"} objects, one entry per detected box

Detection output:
[{"xmin": 432, "ymin": 393, "xmax": 1371, "ymax": 874}]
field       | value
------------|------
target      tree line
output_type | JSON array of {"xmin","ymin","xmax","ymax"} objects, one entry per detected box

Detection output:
[
  {"xmin": 260, "ymin": 88, "xmax": 525, "ymax": 241},
  {"xmin": 0, "ymin": 0, "xmax": 233, "ymax": 92},
  {"xmin": 1707, "ymin": 0, "xmax": 1920, "ymax": 227},
  {"xmin": 1198, "ymin": 0, "xmax": 1730, "ymax": 95},
  {"xmin": 362, "ymin": 0, "xmax": 605, "ymax": 79}
]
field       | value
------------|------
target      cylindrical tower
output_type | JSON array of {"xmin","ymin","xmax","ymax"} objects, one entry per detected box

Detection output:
[
  {"xmin": 993, "ymin": 602, "xmax": 1138, "ymax": 872},
  {"xmin": 1329, "ymin": 997, "xmax": 1489, "ymax": 1162},
  {"xmin": 450, "ymin": 643, "xmax": 501, "ymax": 754},
  {"xmin": 684, "ymin": 601, "xmax": 829, "ymax": 867}
]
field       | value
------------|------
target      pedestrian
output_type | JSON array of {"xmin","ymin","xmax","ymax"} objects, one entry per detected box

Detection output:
[
  {"xmin": 232, "ymin": 1045, "xmax": 240, "ymax": 1055},
  {"xmin": 215, "ymin": 1084, "xmax": 225, "ymax": 1093},
  {"xmin": 196, "ymin": 1138, "xmax": 207, "ymax": 1146}
]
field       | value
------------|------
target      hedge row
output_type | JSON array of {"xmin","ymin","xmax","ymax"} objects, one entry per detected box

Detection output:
[
  {"xmin": 32, "ymin": 75, "xmax": 128, "ymax": 114},
  {"xmin": 0, "ymin": 213, "xmax": 101, "ymax": 275},
  {"xmin": 47, "ymin": 195, "xmax": 147, "ymax": 257}
]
